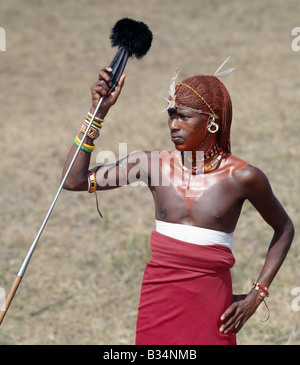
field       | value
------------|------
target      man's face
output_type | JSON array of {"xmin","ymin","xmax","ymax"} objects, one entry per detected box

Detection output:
[{"xmin": 168, "ymin": 107, "xmax": 208, "ymax": 151}]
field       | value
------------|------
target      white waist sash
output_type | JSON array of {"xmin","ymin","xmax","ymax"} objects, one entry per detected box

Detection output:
[{"xmin": 155, "ymin": 219, "xmax": 233, "ymax": 250}]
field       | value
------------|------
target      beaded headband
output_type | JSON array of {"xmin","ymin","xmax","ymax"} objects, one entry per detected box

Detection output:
[
  {"xmin": 175, "ymin": 82, "xmax": 216, "ymax": 116},
  {"xmin": 162, "ymin": 56, "xmax": 235, "ymax": 114}
]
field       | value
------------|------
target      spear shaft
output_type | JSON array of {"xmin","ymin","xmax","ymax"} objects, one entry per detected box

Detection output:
[{"xmin": 0, "ymin": 97, "xmax": 104, "ymax": 326}]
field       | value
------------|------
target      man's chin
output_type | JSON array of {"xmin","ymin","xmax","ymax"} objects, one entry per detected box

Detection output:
[
  {"xmin": 174, "ymin": 143, "xmax": 190, "ymax": 152},
  {"xmin": 174, "ymin": 144, "xmax": 184, "ymax": 151},
  {"xmin": 171, "ymin": 140, "xmax": 185, "ymax": 151}
]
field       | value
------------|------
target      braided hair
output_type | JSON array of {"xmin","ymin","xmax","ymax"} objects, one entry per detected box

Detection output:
[{"xmin": 175, "ymin": 75, "xmax": 232, "ymax": 153}]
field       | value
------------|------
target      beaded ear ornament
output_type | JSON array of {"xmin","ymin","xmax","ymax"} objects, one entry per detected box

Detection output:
[{"xmin": 161, "ymin": 56, "xmax": 235, "ymax": 114}]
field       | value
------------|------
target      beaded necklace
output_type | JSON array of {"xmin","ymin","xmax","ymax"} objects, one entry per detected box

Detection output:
[
  {"xmin": 202, "ymin": 144, "xmax": 220, "ymax": 161},
  {"xmin": 178, "ymin": 147, "xmax": 223, "ymax": 175},
  {"xmin": 181, "ymin": 144, "xmax": 220, "ymax": 163}
]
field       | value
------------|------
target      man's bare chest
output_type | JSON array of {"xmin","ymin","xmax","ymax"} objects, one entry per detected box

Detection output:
[
  {"xmin": 152, "ymin": 152, "xmax": 248, "ymax": 209},
  {"xmin": 148, "ymin": 152, "xmax": 249, "ymax": 232}
]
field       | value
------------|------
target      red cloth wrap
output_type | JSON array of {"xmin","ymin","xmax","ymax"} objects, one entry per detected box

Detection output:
[{"xmin": 135, "ymin": 230, "xmax": 236, "ymax": 345}]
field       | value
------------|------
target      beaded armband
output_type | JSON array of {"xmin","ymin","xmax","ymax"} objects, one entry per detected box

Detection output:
[
  {"xmin": 87, "ymin": 168, "xmax": 98, "ymax": 193},
  {"xmin": 87, "ymin": 167, "xmax": 103, "ymax": 219}
]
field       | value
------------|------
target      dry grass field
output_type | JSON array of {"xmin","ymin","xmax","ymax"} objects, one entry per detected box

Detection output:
[{"xmin": 0, "ymin": 0, "xmax": 299, "ymax": 345}]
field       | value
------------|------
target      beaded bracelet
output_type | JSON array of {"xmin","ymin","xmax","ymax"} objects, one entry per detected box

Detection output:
[
  {"xmin": 252, "ymin": 282, "xmax": 270, "ymax": 322},
  {"xmin": 87, "ymin": 111, "xmax": 105, "ymax": 124},
  {"xmin": 85, "ymin": 115, "xmax": 103, "ymax": 130},
  {"xmin": 91, "ymin": 119, "xmax": 102, "ymax": 129},
  {"xmin": 74, "ymin": 135, "xmax": 95, "ymax": 153},
  {"xmin": 75, "ymin": 135, "xmax": 95, "ymax": 150},
  {"xmin": 252, "ymin": 282, "xmax": 270, "ymax": 298},
  {"xmin": 80, "ymin": 122, "xmax": 100, "ymax": 140}
]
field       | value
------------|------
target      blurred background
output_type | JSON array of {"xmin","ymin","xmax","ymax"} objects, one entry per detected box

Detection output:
[{"xmin": 0, "ymin": 0, "xmax": 299, "ymax": 344}]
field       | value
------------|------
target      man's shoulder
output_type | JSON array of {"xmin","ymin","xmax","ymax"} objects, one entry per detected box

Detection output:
[
  {"xmin": 223, "ymin": 153, "xmax": 249, "ymax": 176},
  {"xmin": 226, "ymin": 154, "xmax": 269, "ymax": 187}
]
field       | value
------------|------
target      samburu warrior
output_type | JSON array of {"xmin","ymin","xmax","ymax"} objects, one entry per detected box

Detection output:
[{"xmin": 62, "ymin": 60, "xmax": 294, "ymax": 345}]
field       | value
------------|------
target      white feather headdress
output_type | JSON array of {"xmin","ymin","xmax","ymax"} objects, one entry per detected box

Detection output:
[
  {"xmin": 213, "ymin": 56, "xmax": 236, "ymax": 78},
  {"xmin": 161, "ymin": 69, "xmax": 180, "ymax": 113}
]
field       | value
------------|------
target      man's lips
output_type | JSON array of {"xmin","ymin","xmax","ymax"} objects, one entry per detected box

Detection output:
[{"xmin": 171, "ymin": 134, "xmax": 183, "ymax": 144}]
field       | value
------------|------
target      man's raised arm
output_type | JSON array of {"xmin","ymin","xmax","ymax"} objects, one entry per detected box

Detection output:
[{"xmin": 61, "ymin": 67, "xmax": 126, "ymax": 191}]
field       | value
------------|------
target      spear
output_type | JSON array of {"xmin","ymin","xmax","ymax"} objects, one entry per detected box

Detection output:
[{"xmin": 0, "ymin": 18, "xmax": 152, "ymax": 325}]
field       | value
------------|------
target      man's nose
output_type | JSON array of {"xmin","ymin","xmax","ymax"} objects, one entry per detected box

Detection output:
[{"xmin": 169, "ymin": 117, "xmax": 181, "ymax": 130}]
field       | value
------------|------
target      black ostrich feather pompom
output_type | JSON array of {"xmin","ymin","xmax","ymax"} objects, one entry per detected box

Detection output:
[{"xmin": 110, "ymin": 18, "xmax": 153, "ymax": 59}]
